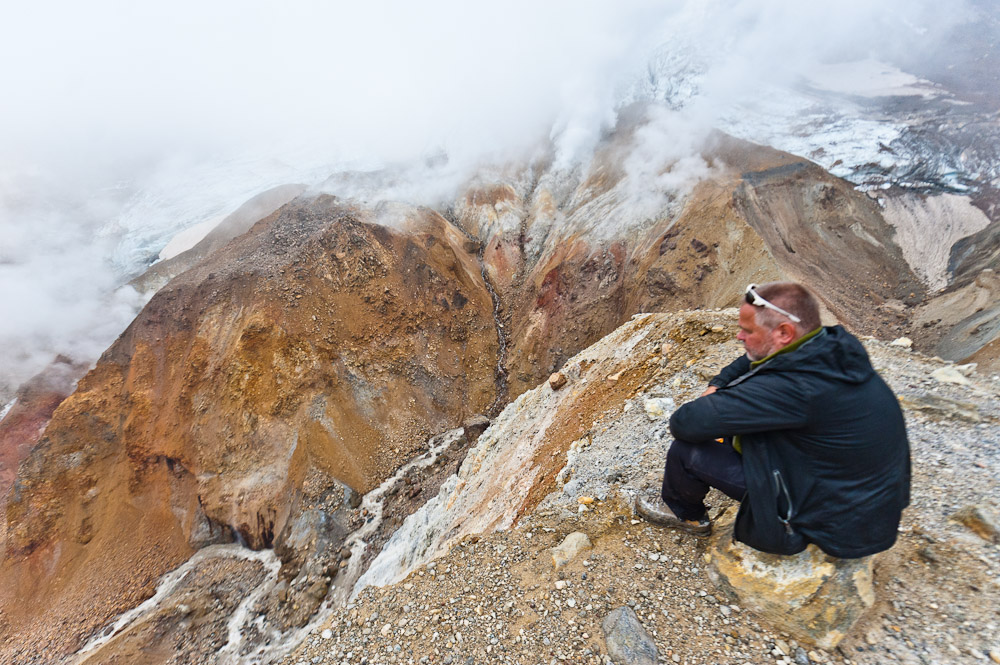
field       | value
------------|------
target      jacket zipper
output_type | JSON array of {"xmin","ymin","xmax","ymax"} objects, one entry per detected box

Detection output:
[{"xmin": 773, "ymin": 470, "xmax": 795, "ymax": 535}]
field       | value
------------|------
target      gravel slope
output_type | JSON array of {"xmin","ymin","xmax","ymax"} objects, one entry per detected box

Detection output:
[{"xmin": 285, "ymin": 311, "xmax": 1000, "ymax": 665}]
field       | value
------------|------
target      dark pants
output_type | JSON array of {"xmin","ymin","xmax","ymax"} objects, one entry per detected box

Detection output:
[{"xmin": 661, "ymin": 438, "xmax": 746, "ymax": 521}]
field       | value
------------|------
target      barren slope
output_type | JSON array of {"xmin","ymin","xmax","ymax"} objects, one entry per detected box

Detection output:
[
  {"xmin": 0, "ymin": 197, "xmax": 499, "ymax": 658},
  {"xmin": 0, "ymin": 126, "xmax": 978, "ymax": 663}
]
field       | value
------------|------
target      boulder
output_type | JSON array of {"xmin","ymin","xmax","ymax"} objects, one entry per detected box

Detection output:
[
  {"xmin": 900, "ymin": 393, "xmax": 982, "ymax": 423},
  {"xmin": 931, "ymin": 366, "xmax": 971, "ymax": 385},
  {"xmin": 462, "ymin": 415, "xmax": 491, "ymax": 444},
  {"xmin": 704, "ymin": 509, "xmax": 875, "ymax": 649},
  {"xmin": 602, "ymin": 606, "xmax": 659, "ymax": 665},
  {"xmin": 549, "ymin": 372, "xmax": 568, "ymax": 390}
]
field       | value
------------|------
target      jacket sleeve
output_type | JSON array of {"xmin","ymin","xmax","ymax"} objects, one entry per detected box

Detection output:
[
  {"xmin": 670, "ymin": 372, "xmax": 810, "ymax": 441},
  {"xmin": 708, "ymin": 355, "xmax": 751, "ymax": 388}
]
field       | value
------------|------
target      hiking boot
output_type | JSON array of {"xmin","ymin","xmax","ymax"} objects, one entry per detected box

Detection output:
[{"xmin": 634, "ymin": 495, "xmax": 711, "ymax": 537}]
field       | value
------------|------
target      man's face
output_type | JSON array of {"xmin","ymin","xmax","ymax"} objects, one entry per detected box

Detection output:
[{"xmin": 737, "ymin": 303, "xmax": 777, "ymax": 361}]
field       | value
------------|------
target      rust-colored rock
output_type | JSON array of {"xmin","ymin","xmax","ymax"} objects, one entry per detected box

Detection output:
[
  {"xmin": 0, "ymin": 197, "xmax": 500, "ymax": 655},
  {"xmin": 0, "ymin": 356, "xmax": 87, "ymax": 500},
  {"xmin": 951, "ymin": 504, "xmax": 999, "ymax": 543},
  {"xmin": 548, "ymin": 372, "xmax": 567, "ymax": 390}
]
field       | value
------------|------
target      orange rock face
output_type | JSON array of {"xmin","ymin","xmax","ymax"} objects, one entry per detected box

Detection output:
[{"xmin": 0, "ymin": 197, "xmax": 499, "ymax": 654}]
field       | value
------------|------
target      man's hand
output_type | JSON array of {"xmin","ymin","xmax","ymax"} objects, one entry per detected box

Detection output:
[{"xmin": 700, "ymin": 385, "xmax": 718, "ymax": 397}]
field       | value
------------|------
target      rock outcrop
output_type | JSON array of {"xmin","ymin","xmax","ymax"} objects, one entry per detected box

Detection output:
[
  {"xmin": 0, "ymin": 356, "xmax": 87, "ymax": 500},
  {"xmin": 705, "ymin": 509, "xmax": 876, "ymax": 649},
  {"xmin": 453, "ymin": 130, "xmax": 927, "ymax": 397}
]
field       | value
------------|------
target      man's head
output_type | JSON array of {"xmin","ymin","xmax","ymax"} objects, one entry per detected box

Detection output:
[{"xmin": 737, "ymin": 282, "xmax": 822, "ymax": 361}]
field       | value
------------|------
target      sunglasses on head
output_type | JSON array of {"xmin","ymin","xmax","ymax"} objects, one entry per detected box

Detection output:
[{"xmin": 745, "ymin": 284, "xmax": 802, "ymax": 323}]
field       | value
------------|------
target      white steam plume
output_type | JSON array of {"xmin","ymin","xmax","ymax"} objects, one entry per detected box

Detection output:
[{"xmin": 0, "ymin": 0, "xmax": 972, "ymax": 400}]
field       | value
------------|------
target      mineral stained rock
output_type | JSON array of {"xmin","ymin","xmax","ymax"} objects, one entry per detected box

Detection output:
[{"xmin": 704, "ymin": 509, "xmax": 875, "ymax": 649}]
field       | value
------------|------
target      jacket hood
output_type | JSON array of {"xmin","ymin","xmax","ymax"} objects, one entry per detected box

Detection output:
[{"xmin": 758, "ymin": 325, "xmax": 875, "ymax": 385}]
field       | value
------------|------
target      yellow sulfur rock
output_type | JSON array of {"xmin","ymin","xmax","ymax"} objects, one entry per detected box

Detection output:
[{"xmin": 705, "ymin": 508, "xmax": 875, "ymax": 649}]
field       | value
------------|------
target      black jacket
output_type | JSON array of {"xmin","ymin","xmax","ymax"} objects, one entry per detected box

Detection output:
[{"xmin": 669, "ymin": 326, "xmax": 910, "ymax": 558}]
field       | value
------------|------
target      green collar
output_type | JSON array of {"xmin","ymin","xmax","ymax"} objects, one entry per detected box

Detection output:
[{"xmin": 750, "ymin": 327, "xmax": 825, "ymax": 368}]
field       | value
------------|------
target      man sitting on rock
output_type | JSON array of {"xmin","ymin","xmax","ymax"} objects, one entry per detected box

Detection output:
[{"xmin": 636, "ymin": 282, "xmax": 910, "ymax": 558}]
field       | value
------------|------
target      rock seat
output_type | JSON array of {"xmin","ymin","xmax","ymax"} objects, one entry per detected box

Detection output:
[{"xmin": 704, "ymin": 508, "xmax": 875, "ymax": 648}]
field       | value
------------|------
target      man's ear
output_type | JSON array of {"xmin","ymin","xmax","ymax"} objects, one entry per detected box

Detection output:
[{"xmin": 773, "ymin": 322, "xmax": 798, "ymax": 346}]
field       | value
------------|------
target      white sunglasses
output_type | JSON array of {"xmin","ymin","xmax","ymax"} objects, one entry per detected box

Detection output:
[{"xmin": 745, "ymin": 284, "xmax": 802, "ymax": 323}]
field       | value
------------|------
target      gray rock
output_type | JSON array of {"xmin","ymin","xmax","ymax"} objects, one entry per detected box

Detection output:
[
  {"xmin": 344, "ymin": 486, "xmax": 363, "ymax": 509},
  {"xmin": 601, "ymin": 606, "xmax": 659, "ymax": 665}
]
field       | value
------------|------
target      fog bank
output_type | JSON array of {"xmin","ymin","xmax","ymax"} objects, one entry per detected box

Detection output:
[{"xmin": 0, "ymin": 0, "xmax": 973, "ymax": 399}]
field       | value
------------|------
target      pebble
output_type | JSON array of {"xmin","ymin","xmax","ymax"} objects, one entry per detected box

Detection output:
[{"xmin": 551, "ymin": 532, "xmax": 592, "ymax": 568}]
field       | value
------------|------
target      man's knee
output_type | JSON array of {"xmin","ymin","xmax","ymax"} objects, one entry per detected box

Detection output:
[{"xmin": 667, "ymin": 438, "xmax": 706, "ymax": 469}]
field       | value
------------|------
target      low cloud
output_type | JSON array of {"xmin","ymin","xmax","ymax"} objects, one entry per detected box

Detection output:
[{"xmin": 0, "ymin": 0, "xmax": 972, "ymax": 399}]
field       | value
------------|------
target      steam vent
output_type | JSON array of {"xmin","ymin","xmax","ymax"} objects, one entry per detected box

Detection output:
[{"xmin": 2, "ymin": 3, "xmax": 999, "ymax": 664}]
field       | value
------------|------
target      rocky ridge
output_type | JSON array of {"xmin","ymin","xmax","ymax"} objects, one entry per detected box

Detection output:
[{"xmin": 286, "ymin": 310, "xmax": 1000, "ymax": 665}]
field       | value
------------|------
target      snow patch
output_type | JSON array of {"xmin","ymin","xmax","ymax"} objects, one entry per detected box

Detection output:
[
  {"xmin": 881, "ymin": 193, "xmax": 991, "ymax": 291},
  {"xmin": 0, "ymin": 398, "xmax": 16, "ymax": 423},
  {"xmin": 157, "ymin": 214, "xmax": 225, "ymax": 261},
  {"xmin": 802, "ymin": 59, "xmax": 940, "ymax": 99}
]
